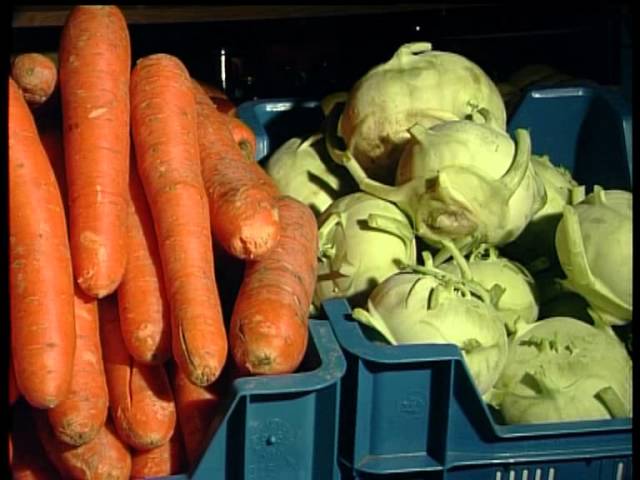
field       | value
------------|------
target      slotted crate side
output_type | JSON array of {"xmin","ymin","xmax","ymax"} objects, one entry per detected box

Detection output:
[
  {"xmin": 323, "ymin": 299, "xmax": 633, "ymax": 480},
  {"xmin": 152, "ymin": 320, "xmax": 346, "ymax": 480}
]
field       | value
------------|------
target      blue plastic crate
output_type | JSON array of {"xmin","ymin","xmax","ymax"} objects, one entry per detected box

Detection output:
[
  {"xmin": 236, "ymin": 98, "xmax": 323, "ymax": 163},
  {"xmin": 323, "ymin": 299, "xmax": 633, "ymax": 480},
  {"xmin": 508, "ymin": 86, "xmax": 632, "ymax": 187},
  {"xmin": 235, "ymin": 86, "xmax": 632, "ymax": 479},
  {"xmin": 236, "ymin": 87, "xmax": 633, "ymax": 187},
  {"xmin": 150, "ymin": 320, "xmax": 346, "ymax": 480}
]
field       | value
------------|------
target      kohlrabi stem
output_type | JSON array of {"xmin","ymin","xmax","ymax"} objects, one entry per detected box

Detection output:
[
  {"xmin": 367, "ymin": 213, "xmax": 415, "ymax": 248},
  {"xmin": 594, "ymin": 386, "xmax": 629, "ymax": 419},
  {"xmin": 500, "ymin": 128, "xmax": 531, "ymax": 200},
  {"xmin": 298, "ymin": 132, "xmax": 324, "ymax": 151},
  {"xmin": 317, "ymin": 213, "xmax": 342, "ymax": 259},
  {"xmin": 441, "ymin": 238, "xmax": 473, "ymax": 281},
  {"xmin": 351, "ymin": 307, "xmax": 397, "ymax": 344},
  {"xmin": 320, "ymin": 92, "xmax": 348, "ymax": 117}
]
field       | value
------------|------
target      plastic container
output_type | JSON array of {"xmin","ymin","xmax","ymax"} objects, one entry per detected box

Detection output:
[
  {"xmin": 235, "ymin": 85, "xmax": 633, "ymax": 479},
  {"xmin": 236, "ymin": 86, "xmax": 633, "ymax": 184},
  {"xmin": 152, "ymin": 320, "xmax": 346, "ymax": 480},
  {"xmin": 323, "ymin": 298, "xmax": 633, "ymax": 480},
  {"xmin": 508, "ymin": 86, "xmax": 632, "ymax": 185},
  {"xmin": 236, "ymin": 98, "xmax": 323, "ymax": 162}
]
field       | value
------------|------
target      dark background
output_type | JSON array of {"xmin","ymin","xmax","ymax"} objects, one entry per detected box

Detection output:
[{"xmin": 11, "ymin": 4, "xmax": 632, "ymax": 103}]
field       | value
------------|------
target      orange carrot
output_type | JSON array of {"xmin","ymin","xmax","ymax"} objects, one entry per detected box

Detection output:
[
  {"xmin": 130, "ymin": 53, "xmax": 228, "ymax": 386},
  {"xmin": 9, "ymin": 76, "xmax": 75, "ymax": 409},
  {"xmin": 192, "ymin": 79, "xmax": 281, "ymax": 260},
  {"xmin": 99, "ymin": 295, "xmax": 177, "ymax": 450},
  {"xmin": 59, "ymin": 5, "xmax": 131, "ymax": 298},
  {"xmin": 227, "ymin": 115, "xmax": 257, "ymax": 161},
  {"xmin": 35, "ymin": 410, "xmax": 131, "ymax": 480},
  {"xmin": 11, "ymin": 401, "xmax": 62, "ymax": 480},
  {"xmin": 172, "ymin": 363, "xmax": 225, "ymax": 466},
  {"xmin": 130, "ymin": 429, "xmax": 186, "ymax": 478},
  {"xmin": 11, "ymin": 53, "xmax": 58, "ymax": 107},
  {"xmin": 117, "ymin": 159, "xmax": 171, "ymax": 365},
  {"xmin": 230, "ymin": 196, "xmax": 318, "ymax": 375},
  {"xmin": 195, "ymin": 78, "xmax": 236, "ymax": 115},
  {"xmin": 47, "ymin": 285, "xmax": 108, "ymax": 446}
]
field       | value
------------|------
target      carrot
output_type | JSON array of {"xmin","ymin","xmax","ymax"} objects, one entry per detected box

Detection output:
[
  {"xmin": 11, "ymin": 53, "xmax": 58, "ymax": 107},
  {"xmin": 195, "ymin": 78, "xmax": 236, "ymax": 115},
  {"xmin": 11, "ymin": 401, "xmax": 62, "ymax": 480},
  {"xmin": 47, "ymin": 285, "xmax": 108, "ymax": 446},
  {"xmin": 117, "ymin": 159, "xmax": 171, "ymax": 365},
  {"xmin": 172, "ymin": 363, "xmax": 225, "ymax": 466},
  {"xmin": 35, "ymin": 410, "xmax": 131, "ymax": 480},
  {"xmin": 59, "ymin": 5, "xmax": 131, "ymax": 298},
  {"xmin": 9, "ymin": 76, "xmax": 75, "ymax": 409},
  {"xmin": 227, "ymin": 115, "xmax": 257, "ymax": 162},
  {"xmin": 130, "ymin": 53, "xmax": 228, "ymax": 386},
  {"xmin": 192, "ymin": 79, "xmax": 281, "ymax": 260},
  {"xmin": 230, "ymin": 196, "xmax": 318, "ymax": 375},
  {"xmin": 99, "ymin": 295, "xmax": 177, "ymax": 450},
  {"xmin": 130, "ymin": 428, "xmax": 186, "ymax": 478}
]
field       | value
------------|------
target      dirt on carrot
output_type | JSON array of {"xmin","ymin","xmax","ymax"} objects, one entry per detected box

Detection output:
[{"xmin": 227, "ymin": 115, "xmax": 257, "ymax": 162}]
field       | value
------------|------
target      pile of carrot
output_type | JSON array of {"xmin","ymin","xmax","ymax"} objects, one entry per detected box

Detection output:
[{"xmin": 9, "ymin": 5, "xmax": 318, "ymax": 479}]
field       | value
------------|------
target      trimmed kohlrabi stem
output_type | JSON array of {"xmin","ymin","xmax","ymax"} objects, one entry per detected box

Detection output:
[
  {"xmin": 500, "ymin": 128, "xmax": 532, "ymax": 201},
  {"xmin": 366, "ymin": 213, "xmax": 416, "ymax": 250}
]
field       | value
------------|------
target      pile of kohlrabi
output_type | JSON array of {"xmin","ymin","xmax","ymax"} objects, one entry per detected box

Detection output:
[{"xmin": 263, "ymin": 41, "xmax": 632, "ymax": 425}]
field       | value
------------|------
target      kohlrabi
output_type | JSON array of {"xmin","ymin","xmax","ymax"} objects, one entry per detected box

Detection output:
[
  {"xmin": 326, "ymin": 111, "xmax": 545, "ymax": 263},
  {"xmin": 265, "ymin": 133, "xmax": 357, "ymax": 217},
  {"xmin": 314, "ymin": 192, "xmax": 417, "ymax": 309},
  {"xmin": 503, "ymin": 154, "xmax": 585, "ymax": 273},
  {"xmin": 438, "ymin": 244, "xmax": 539, "ymax": 334},
  {"xmin": 352, "ymin": 257, "xmax": 509, "ymax": 396},
  {"xmin": 489, "ymin": 316, "xmax": 633, "ymax": 424},
  {"xmin": 337, "ymin": 42, "xmax": 507, "ymax": 183},
  {"xmin": 555, "ymin": 187, "xmax": 633, "ymax": 327}
]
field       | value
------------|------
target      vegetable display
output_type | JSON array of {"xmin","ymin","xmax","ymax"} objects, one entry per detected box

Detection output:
[
  {"xmin": 10, "ymin": 6, "xmax": 324, "ymax": 478},
  {"xmin": 9, "ymin": 6, "xmax": 633, "ymax": 477},
  {"xmin": 259, "ymin": 40, "xmax": 632, "ymax": 427}
]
